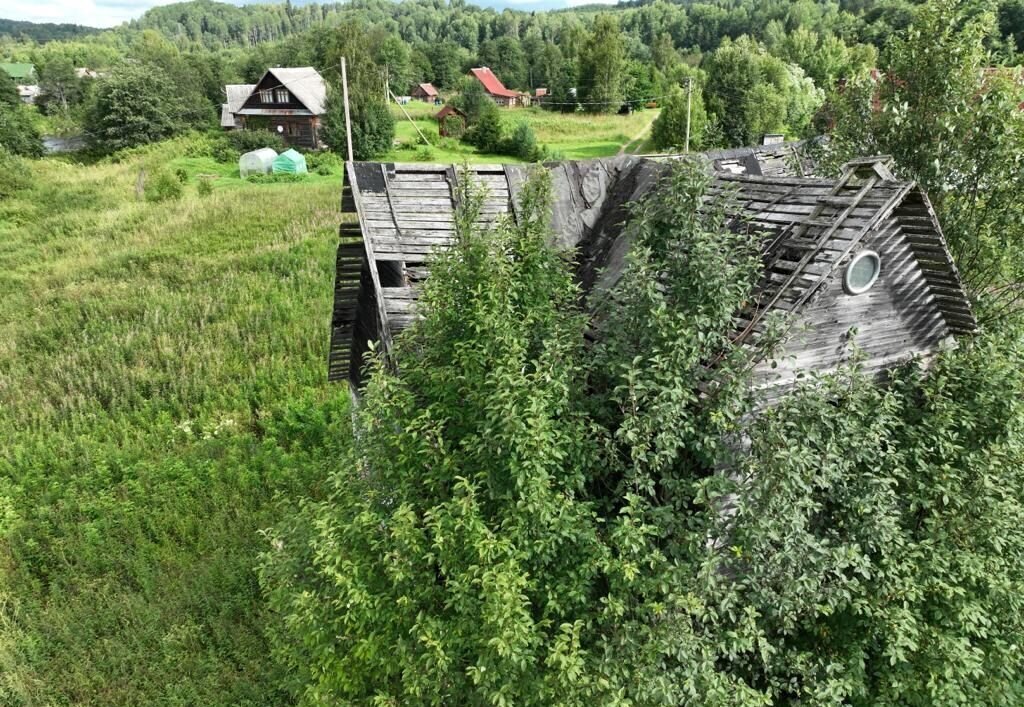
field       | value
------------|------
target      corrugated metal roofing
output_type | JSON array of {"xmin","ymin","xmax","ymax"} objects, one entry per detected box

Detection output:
[
  {"xmin": 0, "ymin": 63, "xmax": 34, "ymax": 81},
  {"xmin": 469, "ymin": 67, "xmax": 523, "ymax": 99}
]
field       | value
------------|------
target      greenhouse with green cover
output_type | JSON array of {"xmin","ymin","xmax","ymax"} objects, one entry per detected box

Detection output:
[{"xmin": 272, "ymin": 149, "xmax": 307, "ymax": 175}]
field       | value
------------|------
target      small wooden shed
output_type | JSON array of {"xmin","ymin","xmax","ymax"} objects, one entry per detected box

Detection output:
[
  {"xmin": 435, "ymin": 105, "xmax": 467, "ymax": 137},
  {"xmin": 411, "ymin": 83, "xmax": 439, "ymax": 101},
  {"xmin": 329, "ymin": 156, "xmax": 975, "ymax": 398}
]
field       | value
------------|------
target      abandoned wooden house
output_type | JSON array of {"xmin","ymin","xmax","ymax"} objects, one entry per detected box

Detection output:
[
  {"xmin": 221, "ymin": 67, "xmax": 326, "ymax": 149},
  {"xmin": 328, "ymin": 155, "xmax": 975, "ymax": 401}
]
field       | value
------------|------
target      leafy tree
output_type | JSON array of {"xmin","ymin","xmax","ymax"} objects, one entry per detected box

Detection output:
[
  {"xmin": 86, "ymin": 62, "xmax": 179, "ymax": 153},
  {"xmin": 651, "ymin": 83, "xmax": 709, "ymax": 151},
  {"xmin": 704, "ymin": 36, "xmax": 822, "ymax": 146},
  {"xmin": 463, "ymin": 99, "xmax": 504, "ymax": 153},
  {"xmin": 578, "ymin": 14, "xmax": 626, "ymax": 113},
  {"xmin": 504, "ymin": 121, "xmax": 540, "ymax": 161},
  {"xmin": 651, "ymin": 31, "xmax": 678, "ymax": 71},
  {"xmin": 0, "ymin": 69, "xmax": 19, "ymax": 109},
  {"xmin": 452, "ymin": 75, "xmax": 492, "ymax": 124},
  {"xmin": 37, "ymin": 56, "xmax": 83, "ymax": 115},
  {"xmin": 377, "ymin": 35, "xmax": 412, "ymax": 96},
  {"xmin": 478, "ymin": 36, "xmax": 528, "ymax": 90},
  {"xmin": 322, "ymin": 88, "xmax": 395, "ymax": 161},
  {"xmin": 260, "ymin": 168, "xmax": 612, "ymax": 704},
  {"xmin": 426, "ymin": 40, "xmax": 467, "ymax": 89},
  {"xmin": 824, "ymin": 0, "xmax": 1024, "ymax": 325}
]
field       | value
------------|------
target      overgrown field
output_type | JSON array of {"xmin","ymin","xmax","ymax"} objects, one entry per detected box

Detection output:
[
  {"xmin": 0, "ymin": 142, "xmax": 350, "ymax": 705},
  {"xmin": 386, "ymin": 101, "xmax": 660, "ymax": 162}
]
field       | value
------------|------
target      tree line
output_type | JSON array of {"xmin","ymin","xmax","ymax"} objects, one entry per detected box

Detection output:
[{"xmin": 4, "ymin": 0, "xmax": 1024, "ymax": 159}]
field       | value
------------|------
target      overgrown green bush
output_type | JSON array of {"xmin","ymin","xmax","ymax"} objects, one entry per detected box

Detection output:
[
  {"xmin": 0, "ymin": 148, "xmax": 34, "ymax": 198},
  {"xmin": 246, "ymin": 173, "xmax": 305, "ymax": 184},
  {"xmin": 260, "ymin": 160, "xmax": 1024, "ymax": 705},
  {"xmin": 504, "ymin": 121, "xmax": 541, "ymax": 161},
  {"xmin": 196, "ymin": 176, "xmax": 213, "ymax": 196},
  {"xmin": 0, "ymin": 105, "xmax": 44, "ymax": 158},
  {"xmin": 227, "ymin": 129, "xmax": 286, "ymax": 155},
  {"xmin": 144, "ymin": 168, "xmax": 184, "ymax": 202},
  {"xmin": 303, "ymin": 150, "xmax": 342, "ymax": 175}
]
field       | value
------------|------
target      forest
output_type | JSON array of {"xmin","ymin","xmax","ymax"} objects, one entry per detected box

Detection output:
[
  {"xmin": 2, "ymin": 0, "xmax": 1024, "ymax": 704},
  {"xmin": 3, "ymin": 0, "xmax": 1024, "ymax": 160}
]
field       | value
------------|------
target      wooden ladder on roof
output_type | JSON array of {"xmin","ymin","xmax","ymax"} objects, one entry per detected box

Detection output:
[{"xmin": 732, "ymin": 157, "xmax": 898, "ymax": 347}]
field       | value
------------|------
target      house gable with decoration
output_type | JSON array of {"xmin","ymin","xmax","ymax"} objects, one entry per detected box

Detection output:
[{"xmin": 221, "ymin": 67, "xmax": 327, "ymax": 149}]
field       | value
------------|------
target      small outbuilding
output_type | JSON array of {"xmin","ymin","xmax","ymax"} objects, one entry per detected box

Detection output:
[
  {"xmin": 411, "ymin": 83, "xmax": 439, "ymax": 101},
  {"xmin": 272, "ymin": 148, "xmax": 308, "ymax": 174},
  {"xmin": 239, "ymin": 147, "xmax": 278, "ymax": 177},
  {"xmin": 435, "ymin": 104, "xmax": 467, "ymax": 138}
]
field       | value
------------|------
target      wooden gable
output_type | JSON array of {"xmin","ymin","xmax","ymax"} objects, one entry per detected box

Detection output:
[
  {"xmin": 331, "ymin": 156, "xmax": 975, "ymax": 394},
  {"xmin": 240, "ymin": 71, "xmax": 309, "ymax": 112}
]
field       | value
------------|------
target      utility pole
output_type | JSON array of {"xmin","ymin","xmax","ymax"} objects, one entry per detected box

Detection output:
[
  {"xmin": 341, "ymin": 57, "xmax": 354, "ymax": 163},
  {"xmin": 685, "ymin": 76, "xmax": 692, "ymax": 154}
]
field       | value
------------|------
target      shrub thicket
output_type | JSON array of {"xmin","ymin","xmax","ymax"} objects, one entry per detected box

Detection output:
[
  {"xmin": 227, "ymin": 129, "xmax": 286, "ymax": 155},
  {"xmin": 143, "ymin": 168, "xmax": 184, "ymax": 202},
  {"xmin": 260, "ymin": 160, "xmax": 1024, "ymax": 704}
]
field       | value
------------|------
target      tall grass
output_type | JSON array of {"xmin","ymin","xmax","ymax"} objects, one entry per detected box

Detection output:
[
  {"xmin": 385, "ymin": 105, "xmax": 660, "ymax": 162},
  {"xmin": 0, "ymin": 141, "xmax": 350, "ymax": 705}
]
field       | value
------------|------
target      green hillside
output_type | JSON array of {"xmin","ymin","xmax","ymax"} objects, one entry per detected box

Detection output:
[{"xmin": 0, "ymin": 140, "xmax": 349, "ymax": 704}]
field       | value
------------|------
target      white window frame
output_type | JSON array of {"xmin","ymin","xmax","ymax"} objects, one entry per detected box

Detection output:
[
  {"xmin": 275, "ymin": 88, "xmax": 289, "ymax": 103},
  {"xmin": 844, "ymin": 250, "xmax": 882, "ymax": 295},
  {"xmin": 259, "ymin": 89, "xmax": 273, "ymax": 103}
]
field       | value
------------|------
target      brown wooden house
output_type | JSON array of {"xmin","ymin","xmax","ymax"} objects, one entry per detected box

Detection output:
[
  {"xmin": 223, "ymin": 67, "xmax": 327, "ymax": 149},
  {"xmin": 411, "ymin": 82, "xmax": 439, "ymax": 101},
  {"xmin": 328, "ymin": 156, "xmax": 975, "ymax": 402}
]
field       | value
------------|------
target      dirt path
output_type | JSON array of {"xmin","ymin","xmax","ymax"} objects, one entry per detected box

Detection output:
[{"xmin": 618, "ymin": 117, "xmax": 656, "ymax": 156}]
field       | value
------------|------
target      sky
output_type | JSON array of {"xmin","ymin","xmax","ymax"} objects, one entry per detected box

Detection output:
[{"xmin": 4, "ymin": 0, "xmax": 617, "ymax": 29}]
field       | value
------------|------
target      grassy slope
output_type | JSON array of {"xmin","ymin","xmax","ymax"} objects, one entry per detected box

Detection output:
[
  {"xmin": 0, "ymin": 141, "xmax": 351, "ymax": 705},
  {"xmin": 385, "ymin": 100, "xmax": 660, "ymax": 163},
  {"xmin": 0, "ymin": 112, "xmax": 651, "ymax": 702}
]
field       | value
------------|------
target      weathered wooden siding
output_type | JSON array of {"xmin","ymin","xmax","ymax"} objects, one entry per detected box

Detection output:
[
  {"xmin": 752, "ymin": 223, "xmax": 953, "ymax": 393},
  {"xmin": 334, "ymin": 162, "xmax": 527, "ymax": 384},
  {"xmin": 331, "ymin": 155, "xmax": 976, "ymax": 398}
]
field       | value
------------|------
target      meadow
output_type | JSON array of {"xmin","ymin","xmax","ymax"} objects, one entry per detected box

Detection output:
[
  {"xmin": 0, "ymin": 140, "xmax": 351, "ymax": 705},
  {"xmin": 384, "ymin": 100, "xmax": 660, "ymax": 163},
  {"xmin": 0, "ymin": 110, "xmax": 656, "ymax": 703}
]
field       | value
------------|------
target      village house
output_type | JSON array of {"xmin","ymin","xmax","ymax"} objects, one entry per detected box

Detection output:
[
  {"xmin": 221, "ymin": 67, "xmax": 326, "ymax": 149},
  {"xmin": 1, "ymin": 62, "xmax": 39, "ymax": 105},
  {"xmin": 328, "ymin": 155, "xmax": 975, "ymax": 401},
  {"xmin": 410, "ymin": 82, "xmax": 439, "ymax": 102},
  {"xmin": 468, "ymin": 67, "xmax": 530, "ymax": 108}
]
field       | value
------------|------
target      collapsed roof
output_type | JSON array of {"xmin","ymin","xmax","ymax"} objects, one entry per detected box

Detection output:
[{"xmin": 330, "ymin": 154, "xmax": 975, "ymax": 398}]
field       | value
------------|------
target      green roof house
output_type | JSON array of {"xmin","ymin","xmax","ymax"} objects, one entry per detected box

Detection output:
[{"xmin": 1, "ymin": 63, "xmax": 37, "ymax": 82}]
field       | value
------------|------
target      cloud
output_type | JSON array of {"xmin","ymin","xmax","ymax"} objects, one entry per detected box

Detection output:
[
  {"xmin": 564, "ymin": 0, "xmax": 618, "ymax": 5},
  {"xmin": 2, "ymin": 0, "xmax": 182, "ymax": 28}
]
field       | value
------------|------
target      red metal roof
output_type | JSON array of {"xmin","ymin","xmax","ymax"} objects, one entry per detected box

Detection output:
[
  {"xmin": 469, "ymin": 67, "xmax": 522, "ymax": 99},
  {"xmin": 416, "ymin": 82, "xmax": 439, "ymax": 97}
]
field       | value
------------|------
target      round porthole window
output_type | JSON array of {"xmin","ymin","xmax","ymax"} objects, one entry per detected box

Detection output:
[{"xmin": 844, "ymin": 250, "xmax": 881, "ymax": 295}]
